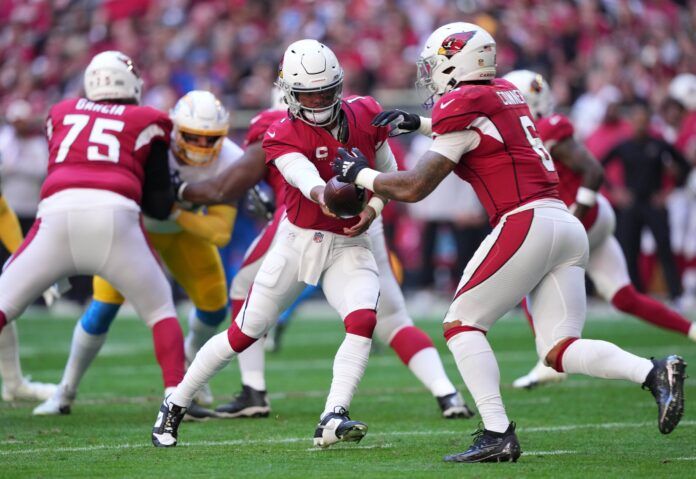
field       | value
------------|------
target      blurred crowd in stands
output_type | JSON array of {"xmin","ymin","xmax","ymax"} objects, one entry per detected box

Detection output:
[{"xmin": 2, "ymin": 0, "xmax": 696, "ymax": 309}]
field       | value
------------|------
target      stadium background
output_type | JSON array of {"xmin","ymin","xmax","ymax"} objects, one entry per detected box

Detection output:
[{"xmin": 2, "ymin": 1, "xmax": 696, "ymax": 477}]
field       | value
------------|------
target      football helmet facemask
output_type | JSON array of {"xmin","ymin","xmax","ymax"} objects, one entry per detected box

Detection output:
[
  {"xmin": 276, "ymin": 39, "xmax": 344, "ymax": 127},
  {"xmin": 170, "ymin": 90, "xmax": 230, "ymax": 167},
  {"xmin": 416, "ymin": 22, "xmax": 496, "ymax": 109}
]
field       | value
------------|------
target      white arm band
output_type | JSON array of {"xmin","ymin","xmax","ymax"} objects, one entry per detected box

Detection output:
[
  {"xmin": 374, "ymin": 141, "xmax": 398, "ymax": 173},
  {"xmin": 575, "ymin": 186, "xmax": 598, "ymax": 207},
  {"xmin": 367, "ymin": 196, "xmax": 385, "ymax": 217},
  {"xmin": 355, "ymin": 168, "xmax": 380, "ymax": 192},
  {"xmin": 274, "ymin": 152, "xmax": 326, "ymax": 201},
  {"xmin": 417, "ymin": 117, "xmax": 433, "ymax": 136},
  {"xmin": 429, "ymin": 130, "xmax": 481, "ymax": 163}
]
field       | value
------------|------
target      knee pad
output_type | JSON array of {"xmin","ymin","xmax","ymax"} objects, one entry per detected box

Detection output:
[
  {"xmin": 80, "ymin": 300, "xmax": 121, "ymax": 335},
  {"xmin": 196, "ymin": 306, "xmax": 228, "ymax": 327},
  {"xmin": 344, "ymin": 309, "xmax": 377, "ymax": 339}
]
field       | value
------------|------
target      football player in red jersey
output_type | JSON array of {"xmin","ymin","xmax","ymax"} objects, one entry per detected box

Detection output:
[
  {"xmin": 504, "ymin": 70, "xmax": 696, "ymax": 389},
  {"xmin": 174, "ymin": 92, "xmax": 473, "ymax": 421},
  {"xmin": 334, "ymin": 22, "xmax": 686, "ymax": 462},
  {"xmin": 0, "ymin": 51, "xmax": 186, "ymax": 404},
  {"xmin": 153, "ymin": 39, "xmax": 472, "ymax": 449}
]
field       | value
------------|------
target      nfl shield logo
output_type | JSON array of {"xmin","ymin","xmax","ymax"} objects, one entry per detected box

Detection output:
[{"xmin": 313, "ymin": 232, "xmax": 324, "ymax": 243}]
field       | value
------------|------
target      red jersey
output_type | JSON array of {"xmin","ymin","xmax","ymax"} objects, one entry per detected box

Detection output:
[
  {"xmin": 432, "ymin": 78, "xmax": 559, "ymax": 225},
  {"xmin": 42, "ymin": 98, "xmax": 171, "ymax": 204},
  {"xmin": 536, "ymin": 113, "xmax": 598, "ymax": 230},
  {"xmin": 263, "ymin": 95, "xmax": 388, "ymax": 234},
  {"xmin": 245, "ymin": 108, "xmax": 289, "ymax": 208}
]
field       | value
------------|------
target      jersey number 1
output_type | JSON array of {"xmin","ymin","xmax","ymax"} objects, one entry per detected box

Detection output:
[
  {"xmin": 519, "ymin": 115, "xmax": 555, "ymax": 172},
  {"xmin": 56, "ymin": 114, "xmax": 125, "ymax": 163}
]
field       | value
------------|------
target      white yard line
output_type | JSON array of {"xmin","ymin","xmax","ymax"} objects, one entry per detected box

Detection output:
[{"xmin": 2, "ymin": 420, "xmax": 694, "ymax": 457}]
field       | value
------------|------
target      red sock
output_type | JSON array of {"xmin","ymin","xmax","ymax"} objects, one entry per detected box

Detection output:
[
  {"xmin": 520, "ymin": 297, "xmax": 535, "ymax": 335},
  {"xmin": 612, "ymin": 285, "xmax": 692, "ymax": 336},
  {"xmin": 231, "ymin": 299, "xmax": 244, "ymax": 320},
  {"xmin": 152, "ymin": 317, "xmax": 185, "ymax": 388},
  {"xmin": 389, "ymin": 326, "xmax": 434, "ymax": 365}
]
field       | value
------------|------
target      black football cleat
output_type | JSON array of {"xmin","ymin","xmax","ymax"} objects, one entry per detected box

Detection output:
[
  {"xmin": 313, "ymin": 407, "xmax": 368, "ymax": 448},
  {"xmin": 444, "ymin": 422, "xmax": 521, "ymax": 463},
  {"xmin": 642, "ymin": 355, "xmax": 687, "ymax": 434},
  {"xmin": 152, "ymin": 398, "xmax": 186, "ymax": 447},
  {"xmin": 215, "ymin": 385, "xmax": 270, "ymax": 418},
  {"xmin": 183, "ymin": 401, "xmax": 219, "ymax": 422},
  {"xmin": 437, "ymin": 392, "xmax": 476, "ymax": 419}
]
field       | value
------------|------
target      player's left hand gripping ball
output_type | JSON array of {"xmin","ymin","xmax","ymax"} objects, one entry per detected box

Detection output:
[{"xmin": 333, "ymin": 147, "xmax": 369, "ymax": 183}]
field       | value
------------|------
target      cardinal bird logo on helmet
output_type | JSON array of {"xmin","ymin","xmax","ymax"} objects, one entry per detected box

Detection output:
[{"xmin": 438, "ymin": 31, "xmax": 477, "ymax": 58}]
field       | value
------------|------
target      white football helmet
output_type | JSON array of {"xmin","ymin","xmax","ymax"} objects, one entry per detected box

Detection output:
[
  {"xmin": 276, "ymin": 39, "xmax": 344, "ymax": 127},
  {"xmin": 416, "ymin": 22, "xmax": 496, "ymax": 108},
  {"xmin": 84, "ymin": 51, "xmax": 143, "ymax": 104},
  {"xmin": 503, "ymin": 70, "xmax": 554, "ymax": 119},
  {"xmin": 170, "ymin": 90, "xmax": 230, "ymax": 166},
  {"xmin": 668, "ymin": 73, "xmax": 696, "ymax": 111}
]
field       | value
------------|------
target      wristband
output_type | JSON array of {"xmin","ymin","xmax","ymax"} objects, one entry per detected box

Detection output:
[
  {"xmin": 367, "ymin": 196, "xmax": 385, "ymax": 217},
  {"xmin": 417, "ymin": 117, "xmax": 433, "ymax": 136},
  {"xmin": 575, "ymin": 186, "xmax": 597, "ymax": 207},
  {"xmin": 355, "ymin": 168, "xmax": 380, "ymax": 191},
  {"xmin": 177, "ymin": 181, "xmax": 189, "ymax": 202}
]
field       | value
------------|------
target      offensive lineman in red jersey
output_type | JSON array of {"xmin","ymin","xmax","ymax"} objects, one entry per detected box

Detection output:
[
  {"xmin": 173, "ymin": 94, "xmax": 473, "ymax": 420},
  {"xmin": 0, "ymin": 51, "xmax": 186, "ymax": 399},
  {"xmin": 504, "ymin": 70, "xmax": 696, "ymax": 389},
  {"xmin": 333, "ymin": 22, "xmax": 686, "ymax": 463},
  {"xmin": 153, "ymin": 39, "xmax": 413, "ymax": 448}
]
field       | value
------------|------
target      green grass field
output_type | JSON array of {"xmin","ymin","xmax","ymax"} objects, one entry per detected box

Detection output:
[{"xmin": 1, "ymin": 310, "xmax": 694, "ymax": 478}]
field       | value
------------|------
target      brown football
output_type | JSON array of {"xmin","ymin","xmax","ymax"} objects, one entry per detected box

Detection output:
[{"xmin": 324, "ymin": 176, "xmax": 367, "ymax": 218}]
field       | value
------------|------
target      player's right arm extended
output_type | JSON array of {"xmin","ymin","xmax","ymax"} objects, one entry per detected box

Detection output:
[
  {"xmin": 0, "ymin": 195, "xmax": 23, "ymax": 253},
  {"xmin": 142, "ymin": 140, "xmax": 175, "ymax": 220},
  {"xmin": 179, "ymin": 142, "xmax": 268, "ymax": 205},
  {"xmin": 552, "ymin": 137, "xmax": 604, "ymax": 218}
]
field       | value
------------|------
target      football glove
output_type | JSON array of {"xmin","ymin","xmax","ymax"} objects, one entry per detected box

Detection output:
[
  {"xmin": 371, "ymin": 109, "xmax": 420, "ymax": 137},
  {"xmin": 246, "ymin": 185, "xmax": 275, "ymax": 221},
  {"xmin": 332, "ymin": 147, "xmax": 369, "ymax": 183}
]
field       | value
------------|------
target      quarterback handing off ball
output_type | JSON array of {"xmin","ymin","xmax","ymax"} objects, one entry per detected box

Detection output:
[{"xmin": 324, "ymin": 176, "xmax": 367, "ymax": 218}]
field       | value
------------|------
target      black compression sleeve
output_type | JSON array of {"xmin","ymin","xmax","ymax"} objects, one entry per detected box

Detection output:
[{"xmin": 141, "ymin": 140, "xmax": 174, "ymax": 220}]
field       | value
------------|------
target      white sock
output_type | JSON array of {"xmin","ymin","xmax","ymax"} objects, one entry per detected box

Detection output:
[
  {"xmin": 0, "ymin": 322, "xmax": 23, "ymax": 389},
  {"xmin": 560, "ymin": 339, "xmax": 653, "ymax": 384},
  {"xmin": 322, "ymin": 333, "xmax": 371, "ymax": 418},
  {"xmin": 169, "ymin": 331, "xmax": 235, "ymax": 408},
  {"xmin": 238, "ymin": 338, "xmax": 266, "ymax": 391},
  {"xmin": 447, "ymin": 331, "xmax": 509, "ymax": 433},
  {"xmin": 689, "ymin": 323, "xmax": 696, "ymax": 342},
  {"xmin": 184, "ymin": 310, "xmax": 218, "ymax": 363},
  {"xmin": 407, "ymin": 347, "xmax": 457, "ymax": 397},
  {"xmin": 61, "ymin": 322, "xmax": 108, "ymax": 396}
]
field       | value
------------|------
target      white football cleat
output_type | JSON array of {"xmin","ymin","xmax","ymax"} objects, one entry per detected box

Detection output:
[
  {"xmin": 313, "ymin": 407, "xmax": 367, "ymax": 448},
  {"xmin": 512, "ymin": 360, "xmax": 567, "ymax": 389},
  {"xmin": 32, "ymin": 385, "xmax": 75, "ymax": 415},
  {"xmin": 2, "ymin": 377, "xmax": 58, "ymax": 402}
]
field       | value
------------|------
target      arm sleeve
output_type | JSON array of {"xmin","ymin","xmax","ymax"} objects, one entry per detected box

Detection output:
[
  {"xmin": 274, "ymin": 152, "xmax": 326, "ymax": 200},
  {"xmin": 429, "ymin": 130, "xmax": 481, "ymax": 163},
  {"xmin": 0, "ymin": 196, "xmax": 23, "ymax": 253},
  {"xmin": 374, "ymin": 141, "xmax": 398, "ymax": 173},
  {"xmin": 141, "ymin": 140, "xmax": 175, "ymax": 220},
  {"xmin": 175, "ymin": 204, "xmax": 237, "ymax": 247}
]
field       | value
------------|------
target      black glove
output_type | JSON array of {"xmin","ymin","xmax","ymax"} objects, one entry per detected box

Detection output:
[
  {"xmin": 371, "ymin": 109, "xmax": 421, "ymax": 137},
  {"xmin": 170, "ymin": 170, "xmax": 187, "ymax": 201},
  {"xmin": 332, "ymin": 147, "xmax": 369, "ymax": 183}
]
